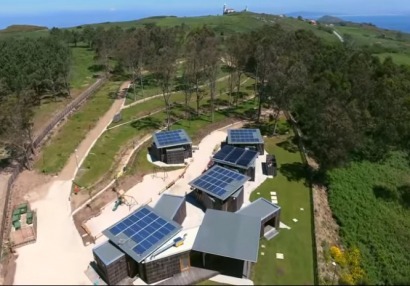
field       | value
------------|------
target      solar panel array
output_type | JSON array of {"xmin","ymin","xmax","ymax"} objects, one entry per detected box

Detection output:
[
  {"xmin": 190, "ymin": 165, "xmax": 248, "ymax": 200},
  {"xmin": 228, "ymin": 129, "xmax": 263, "ymax": 144},
  {"xmin": 213, "ymin": 145, "xmax": 259, "ymax": 169},
  {"xmin": 154, "ymin": 129, "xmax": 192, "ymax": 149},
  {"xmin": 106, "ymin": 206, "xmax": 179, "ymax": 259}
]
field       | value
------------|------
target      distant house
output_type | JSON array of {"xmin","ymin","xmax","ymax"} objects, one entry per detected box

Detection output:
[
  {"xmin": 309, "ymin": 20, "xmax": 317, "ymax": 26},
  {"xmin": 223, "ymin": 4, "xmax": 236, "ymax": 14}
]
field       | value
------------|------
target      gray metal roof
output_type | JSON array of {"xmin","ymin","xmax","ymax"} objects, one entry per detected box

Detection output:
[
  {"xmin": 154, "ymin": 194, "xmax": 186, "ymax": 221},
  {"xmin": 93, "ymin": 240, "xmax": 125, "ymax": 266},
  {"xmin": 192, "ymin": 209, "xmax": 261, "ymax": 262},
  {"xmin": 237, "ymin": 198, "xmax": 280, "ymax": 221},
  {"xmin": 227, "ymin": 128, "xmax": 264, "ymax": 145},
  {"xmin": 153, "ymin": 129, "xmax": 192, "ymax": 149}
]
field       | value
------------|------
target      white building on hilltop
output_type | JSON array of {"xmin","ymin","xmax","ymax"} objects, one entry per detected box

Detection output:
[{"xmin": 223, "ymin": 4, "xmax": 236, "ymax": 14}]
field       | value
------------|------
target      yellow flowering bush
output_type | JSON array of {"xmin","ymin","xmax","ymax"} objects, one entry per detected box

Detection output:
[
  {"xmin": 330, "ymin": 245, "xmax": 346, "ymax": 266},
  {"xmin": 340, "ymin": 273, "xmax": 355, "ymax": 285}
]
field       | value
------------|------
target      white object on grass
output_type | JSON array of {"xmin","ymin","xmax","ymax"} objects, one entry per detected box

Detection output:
[{"xmin": 276, "ymin": 253, "xmax": 284, "ymax": 259}]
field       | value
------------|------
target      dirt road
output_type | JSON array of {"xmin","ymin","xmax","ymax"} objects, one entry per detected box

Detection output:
[{"xmin": 12, "ymin": 82, "xmax": 129, "ymax": 285}]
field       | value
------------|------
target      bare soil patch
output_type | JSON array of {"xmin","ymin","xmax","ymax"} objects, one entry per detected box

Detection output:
[
  {"xmin": 11, "ymin": 170, "xmax": 53, "ymax": 205},
  {"xmin": 73, "ymin": 187, "xmax": 118, "ymax": 245},
  {"xmin": 307, "ymin": 156, "xmax": 341, "ymax": 284},
  {"xmin": 0, "ymin": 253, "xmax": 16, "ymax": 285},
  {"xmin": 0, "ymin": 169, "xmax": 51, "ymax": 285}
]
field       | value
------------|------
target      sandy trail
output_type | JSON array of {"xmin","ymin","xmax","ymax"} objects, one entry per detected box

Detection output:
[{"xmin": 13, "ymin": 83, "xmax": 128, "ymax": 285}]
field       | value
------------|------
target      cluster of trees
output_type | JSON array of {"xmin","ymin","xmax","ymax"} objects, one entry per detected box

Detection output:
[
  {"xmin": 80, "ymin": 24, "xmax": 223, "ymax": 127},
  {"xmin": 2, "ymin": 23, "xmax": 409, "ymax": 172},
  {"xmin": 235, "ymin": 25, "xmax": 410, "ymax": 170},
  {"xmin": 0, "ymin": 36, "xmax": 71, "ymax": 166}
]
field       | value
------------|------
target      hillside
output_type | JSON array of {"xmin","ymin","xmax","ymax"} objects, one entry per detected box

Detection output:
[
  {"xmin": 0, "ymin": 24, "xmax": 47, "ymax": 33},
  {"xmin": 82, "ymin": 12, "xmax": 410, "ymax": 65},
  {"xmin": 317, "ymin": 15, "xmax": 345, "ymax": 24},
  {"xmin": 79, "ymin": 12, "xmax": 336, "ymax": 41}
]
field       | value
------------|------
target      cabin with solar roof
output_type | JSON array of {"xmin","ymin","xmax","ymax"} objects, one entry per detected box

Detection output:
[
  {"xmin": 225, "ymin": 128, "xmax": 264, "ymax": 155},
  {"xmin": 93, "ymin": 204, "xmax": 195, "ymax": 284},
  {"xmin": 188, "ymin": 165, "xmax": 249, "ymax": 212},
  {"xmin": 150, "ymin": 129, "xmax": 193, "ymax": 164},
  {"xmin": 212, "ymin": 145, "xmax": 259, "ymax": 181}
]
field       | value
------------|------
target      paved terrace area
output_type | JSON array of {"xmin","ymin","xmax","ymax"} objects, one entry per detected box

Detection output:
[{"xmin": 85, "ymin": 125, "xmax": 269, "ymax": 239}]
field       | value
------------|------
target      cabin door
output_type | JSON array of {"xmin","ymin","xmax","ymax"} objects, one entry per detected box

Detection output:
[{"xmin": 179, "ymin": 254, "xmax": 190, "ymax": 272}]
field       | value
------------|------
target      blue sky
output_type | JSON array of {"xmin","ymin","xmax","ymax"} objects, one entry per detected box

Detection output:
[{"xmin": 0, "ymin": 0, "xmax": 409, "ymax": 28}]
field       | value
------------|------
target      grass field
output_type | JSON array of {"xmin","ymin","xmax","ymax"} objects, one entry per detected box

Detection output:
[
  {"xmin": 35, "ymin": 81, "xmax": 121, "ymax": 174},
  {"xmin": 249, "ymin": 134, "xmax": 315, "ymax": 285},
  {"xmin": 327, "ymin": 152, "xmax": 410, "ymax": 284},
  {"xmin": 70, "ymin": 45, "xmax": 98, "ymax": 91},
  {"xmin": 335, "ymin": 25, "xmax": 410, "ymax": 52},
  {"xmin": 32, "ymin": 45, "xmax": 98, "ymax": 132},
  {"xmin": 75, "ymin": 76, "xmax": 255, "ymax": 189},
  {"xmin": 376, "ymin": 52, "xmax": 410, "ymax": 66},
  {"xmin": 126, "ymin": 100, "xmax": 257, "ymax": 178}
]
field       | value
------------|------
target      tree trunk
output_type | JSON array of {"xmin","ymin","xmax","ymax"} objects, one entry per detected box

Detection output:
[
  {"xmin": 272, "ymin": 108, "xmax": 281, "ymax": 136},
  {"xmin": 210, "ymin": 80, "xmax": 216, "ymax": 122},
  {"xmin": 228, "ymin": 73, "xmax": 234, "ymax": 106},
  {"xmin": 253, "ymin": 66, "xmax": 258, "ymax": 103},
  {"xmin": 195, "ymin": 79, "xmax": 200, "ymax": 117},
  {"xmin": 139, "ymin": 64, "xmax": 144, "ymax": 97},
  {"xmin": 236, "ymin": 72, "xmax": 242, "ymax": 104}
]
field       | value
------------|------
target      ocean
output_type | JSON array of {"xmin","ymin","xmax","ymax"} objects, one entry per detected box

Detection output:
[{"xmin": 338, "ymin": 15, "xmax": 410, "ymax": 33}]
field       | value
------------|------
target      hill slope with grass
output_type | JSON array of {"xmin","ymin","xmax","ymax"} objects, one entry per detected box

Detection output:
[
  {"xmin": 327, "ymin": 152, "xmax": 410, "ymax": 284},
  {"xmin": 3, "ymin": 12, "xmax": 410, "ymax": 65}
]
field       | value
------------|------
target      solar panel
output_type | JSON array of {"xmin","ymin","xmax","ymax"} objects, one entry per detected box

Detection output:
[
  {"xmin": 105, "ymin": 206, "xmax": 181, "ymax": 260},
  {"xmin": 153, "ymin": 129, "xmax": 192, "ymax": 149},
  {"xmin": 213, "ymin": 145, "xmax": 259, "ymax": 169},
  {"xmin": 225, "ymin": 148, "xmax": 246, "ymax": 163},
  {"xmin": 227, "ymin": 129, "xmax": 263, "ymax": 145},
  {"xmin": 189, "ymin": 165, "xmax": 249, "ymax": 201}
]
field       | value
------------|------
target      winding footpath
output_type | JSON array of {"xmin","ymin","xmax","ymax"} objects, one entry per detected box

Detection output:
[{"xmin": 13, "ymin": 81, "xmax": 129, "ymax": 285}]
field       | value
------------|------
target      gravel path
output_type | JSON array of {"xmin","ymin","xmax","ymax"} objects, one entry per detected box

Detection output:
[{"xmin": 13, "ymin": 82, "xmax": 128, "ymax": 285}]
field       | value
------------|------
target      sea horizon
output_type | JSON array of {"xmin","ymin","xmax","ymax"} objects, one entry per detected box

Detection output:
[{"xmin": 0, "ymin": 10, "xmax": 409, "ymax": 34}]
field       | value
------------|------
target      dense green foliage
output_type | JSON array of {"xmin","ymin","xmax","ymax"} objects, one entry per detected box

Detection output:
[
  {"xmin": 327, "ymin": 152, "xmax": 410, "ymax": 284},
  {"xmin": 0, "ymin": 36, "xmax": 71, "ymax": 166}
]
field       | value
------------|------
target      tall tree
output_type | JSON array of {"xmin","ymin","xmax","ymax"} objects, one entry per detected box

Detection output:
[
  {"xmin": 148, "ymin": 27, "xmax": 180, "ymax": 130},
  {"xmin": 202, "ymin": 33, "xmax": 220, "ymax": 122},
  {"xmin": 226, "ymin": 33, "xmax": 249, "ymax": 105},
  {"xmin": 185, "ymin": 27, "xmax": 213, "ymax": 116}
]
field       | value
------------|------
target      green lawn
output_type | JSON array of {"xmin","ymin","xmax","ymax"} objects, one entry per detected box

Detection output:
[
  {"xmin": 32, "ymin": 45, "xmax": 98, "ymax": 132},
  {"xmin": 250, "ymin": 134, "xmax": 315, "ymax": 285},
  {"xmin": 35, "ymin": 81, "xmax": 121, "ymax": 174},
  {"xmin": 76, "ymin": 76, "xmax": 255, "ymax": 188},
  {"xmin": 335, "ymin": 25, "xmax": 410, "ymax": 52},
  {"xmin": 126, "ymin": 100, "xmax": 257, "ymax": 178},
  {"xmin": 117, "ymin": 76, "xmax": 255, "ymax": 129},
  {"xmin": 376, "ymin": 52, "xmax": 410, "ymax": 66},
  {"xmin": 75, "ymin": 113, "xmax": 167, "ymax": 188},
  {"xmin": 70, "ymin": 45, "xmax": 98, "ymax": 91}
]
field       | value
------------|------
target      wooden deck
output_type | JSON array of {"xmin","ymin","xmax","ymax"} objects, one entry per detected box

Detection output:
[{"xmin": 157, "ymin": 267, "xmax": 219, "ymax": 285}]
